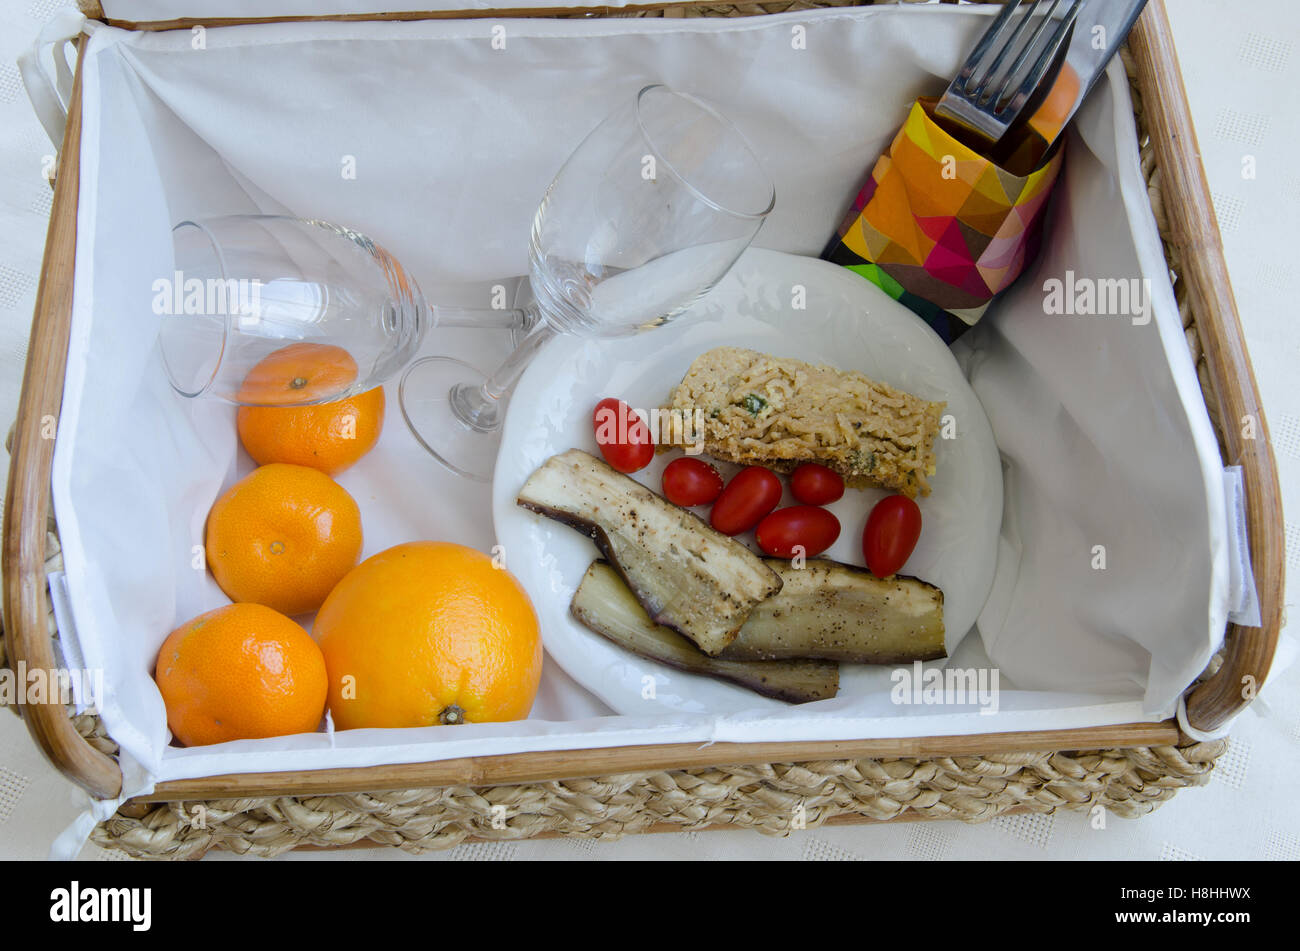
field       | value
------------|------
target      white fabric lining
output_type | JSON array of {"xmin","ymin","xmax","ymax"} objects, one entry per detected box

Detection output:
[{"xmin": 47, "ymin": 8, "xmax": 1228, "ymax": 797}]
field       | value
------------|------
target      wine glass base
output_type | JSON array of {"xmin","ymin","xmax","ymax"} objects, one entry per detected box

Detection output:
[{"xmin": 398, "ymin": 356, "xmax": 502, "ymax": 482}]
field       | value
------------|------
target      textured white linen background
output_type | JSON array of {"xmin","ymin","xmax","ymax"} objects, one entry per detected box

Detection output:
[{"xmin": 0, "ymin": 0, "xmax": 1296, "ymax": 861}]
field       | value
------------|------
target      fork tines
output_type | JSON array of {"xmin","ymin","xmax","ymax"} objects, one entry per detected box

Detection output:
[{"xmin": 937, "ymin": 0, "xmax": 1084, "ymax": 143}]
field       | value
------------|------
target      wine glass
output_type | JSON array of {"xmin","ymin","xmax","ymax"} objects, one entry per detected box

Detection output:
[
  {"xmin": 400, "ymin": 84, "xmax": 775, "ymax": 481},
  {"xmin": 159, "ymin": 215, "xmax": 427, "ymax": 405}
]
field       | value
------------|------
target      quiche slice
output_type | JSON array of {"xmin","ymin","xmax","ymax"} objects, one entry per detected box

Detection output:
[{"xmin": 661, "ymin": 347, "xmax": 945, "ymax": 498}]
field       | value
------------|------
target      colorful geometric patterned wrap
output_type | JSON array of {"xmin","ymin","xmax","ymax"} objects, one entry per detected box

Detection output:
[{"xmin": 823, "ymin": 97, "xmax": 1064, "ymax": 343}]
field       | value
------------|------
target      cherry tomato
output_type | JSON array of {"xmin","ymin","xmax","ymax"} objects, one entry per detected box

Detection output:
[
  {"xmin": 710, "ymin": 466, "xmax": 782, "ymax": 536},
  {"xmin": 592, "ymin": 397, "xmax": 654, "ymax": 473},
  {"xmin": 863, "ymin": 495, "xmax": 922, "ymax": 578},
  {"xmin": 661, "ymin": 457, "xmax": 724, "ymax": 507},
  {"xmin": 790, "ymin": 463, "xmax": 845, "ymax": 506},
  {"xmin": 756, "ymin": 506, "xmax": 841, "ymax": 559}
]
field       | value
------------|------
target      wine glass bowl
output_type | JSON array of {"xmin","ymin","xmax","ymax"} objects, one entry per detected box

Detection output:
[
  {"xmin": 525, "ymin": 84, "xmax": 775, "ymax": 337},
  {"xmin": 158, "ymin": 215, "xmax": 428, "ymax": 406},
  {"xmin": 402, "ymin": 83, "xmax": 775, "ymax": 480}
]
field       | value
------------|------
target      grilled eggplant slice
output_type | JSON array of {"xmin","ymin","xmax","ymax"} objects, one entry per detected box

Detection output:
[
  {"xmin": 517, "ymin": 449, "xmax": 782, "ymax": 655},
  {"xmin": 571, "ymin": 560, "xmax": 838, "ymax": 704},
  {"xmin": 720, "ymin": 558, "xmax": 946, "ymax": 664}
]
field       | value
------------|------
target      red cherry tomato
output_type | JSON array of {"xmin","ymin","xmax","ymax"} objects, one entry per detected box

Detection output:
[
  {"xmin": 756, "ymin": 506, "xmax": 841, "ymax": 559},
  {"xmin": 789, "ymin": 463, "xmax": 845, "ymax": 506},
  {"xmin": 863, "ymin": 495, "xmax": 922, "ymax": 578},
  {"xmin": 592, "ymin": 397, "xmax": 654, "ymax": 473},
  {"xmin": 661, "ymin": 457, "xmax": 724, "ymax": 507},
  {"xmin": 710, "ymin": 467, "xmax": 782, "ymax": 536}
]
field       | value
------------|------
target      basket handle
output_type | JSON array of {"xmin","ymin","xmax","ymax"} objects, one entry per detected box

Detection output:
[
  {"xmin": 1, "ymin": 36, "xmax": 123, "ymax": 801},
  {"xmin": 1129, "ymin": 2, "xmax": 1285, "ymax": 734}
]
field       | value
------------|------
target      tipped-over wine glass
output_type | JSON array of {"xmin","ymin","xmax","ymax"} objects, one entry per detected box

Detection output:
[
  {"xmin": 159, "ymin": 215, "xmax": 428, "ymax": 406},
  {"xmin": 399, "ymin": 83, "xmax": 775, "ymax": 481}
]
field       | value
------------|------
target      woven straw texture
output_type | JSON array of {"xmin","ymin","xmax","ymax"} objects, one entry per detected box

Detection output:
[
  {"xmin": 2, "ymin": 1, "xmax": 1232, "ymax": 858},
  {"xmin": 98, "ymin": 744, "xmax": 1226, "ymax": 859}
]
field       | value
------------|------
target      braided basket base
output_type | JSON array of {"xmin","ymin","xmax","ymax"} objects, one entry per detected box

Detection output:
[{"xmin": 93, "ymin": 743, "xmax": 1225, "ymax": 859}]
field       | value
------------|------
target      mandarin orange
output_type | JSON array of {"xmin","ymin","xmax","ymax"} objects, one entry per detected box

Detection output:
[
  {"xmin": 236, "ymin": 342, "xmax": 358, "ymax": 406},
  {"xmin": 154, "ymin": 602, "xmax": 327, "ymax": 747},
  {"xmin": 237, "ymin": 386, "xmax": 384, "ymax": 475},
  {"xmin": 205, "ymin": 463, "xmax": 362, "ymax": 616}
]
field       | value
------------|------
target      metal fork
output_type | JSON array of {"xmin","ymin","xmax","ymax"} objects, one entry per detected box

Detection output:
[{"xmin": 935, "ymin": 0, "xmax": 1084, "ymax": 144}]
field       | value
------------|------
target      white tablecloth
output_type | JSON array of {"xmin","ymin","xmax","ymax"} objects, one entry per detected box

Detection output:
[{"xmin": 0, "ymin": 0, "xmax": 1297, "ymax": 861}]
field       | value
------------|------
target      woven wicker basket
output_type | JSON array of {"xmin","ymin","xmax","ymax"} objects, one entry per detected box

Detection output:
[{"xmin": 0, "ymin": 0, "xmax": 1284, "ymax": 859}]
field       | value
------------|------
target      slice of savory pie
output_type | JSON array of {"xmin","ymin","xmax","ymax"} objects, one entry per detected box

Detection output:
[{"xmin": 661, "ymin": 347, "xmax": 945, "ymax": 498}]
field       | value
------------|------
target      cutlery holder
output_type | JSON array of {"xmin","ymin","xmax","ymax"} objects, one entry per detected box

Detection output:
[
  {"xmin": 0, "ymin": 0, "xmax": 1282, "ymax": 859},
  {"xmin": 823, "ymin": 96, "xmax": 1064, "ymax": 342}
]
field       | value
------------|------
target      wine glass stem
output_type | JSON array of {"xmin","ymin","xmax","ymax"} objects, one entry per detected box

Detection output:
[
  {"xmin": 433, "ymin": 304, "xmax": 532, "ymax": 331},
  {"xmin": 449, "ymin": 309, "xmax": 556, "ymax": 433}
]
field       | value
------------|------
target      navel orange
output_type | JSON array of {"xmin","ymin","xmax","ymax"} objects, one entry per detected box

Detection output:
[
  {"xmin": 237, "ymin": 386, "xmax": 385, "ymax": 475},
  {"xmin": 315, "ymin": 542, "xmax": 542, "ymax": 729},
  {"xmin": 205, "ymin": 463, "xmax": 363, "ymax": 616},
  {"xmin": 154, "ymin": 602, "xmax": 327, "ymax": 747},
  {"xmin": 236, "ymin": 342, "xmax": 358, "ymax": 406}
]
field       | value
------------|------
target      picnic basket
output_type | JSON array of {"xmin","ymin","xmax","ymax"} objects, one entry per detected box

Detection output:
[{"xmin": 0, "ymin": 0, "xmax": 1284, "ymax": 858}]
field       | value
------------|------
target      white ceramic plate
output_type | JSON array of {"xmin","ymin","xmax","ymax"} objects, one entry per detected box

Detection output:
[{"xmin": 493, "ymin": 249, "xmax": 1002, "ymax": 715}]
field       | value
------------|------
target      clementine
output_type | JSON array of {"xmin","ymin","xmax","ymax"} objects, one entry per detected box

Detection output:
[
  {"xmin": 236, "ymin": 342, "xmax": 357, "ymax": 406},
  {"xmin": 154, "ymin": 602, "xmax": 327, "ymax": 747},
  {"xmin": 205, "ymin": 463, "xmax": 363, "ymax": 616},
  {"xmin": 237, "ymin": 386, "xmax": 385, "ymax": 475},
  {"xmin": 315, "ymin": 542, "xmax": 542, "ymax": 729}
]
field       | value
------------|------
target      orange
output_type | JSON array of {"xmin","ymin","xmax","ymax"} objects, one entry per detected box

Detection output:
[
  {"xmin": 237, "ymin": 386, "xmax": 385, "ymax": 475},
  {"xmin": 154, "ymin": 602, "xmax": 327, "ymax": 747},
  {"xmin": 236, "ymin": 342, "xmax": 358, "ymax": 406},
  {"xmin": 205, "ymin": 463, "xmax": 363, "ymax": 616},
  {"xmin": 315, "ymin": 542, "xmax": 542, "ymax": 729}
]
